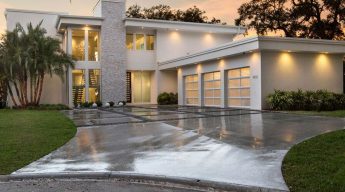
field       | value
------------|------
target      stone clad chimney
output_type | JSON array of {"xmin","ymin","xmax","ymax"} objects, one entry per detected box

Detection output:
[{"xmin": 98, "ymin": 0, "xmax": 127, "ymax": 103}]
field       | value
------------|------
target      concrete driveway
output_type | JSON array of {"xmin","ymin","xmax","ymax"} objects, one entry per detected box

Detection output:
[{"xmin": 11, "ymin": 106, "xmax": 345, "ymax": 191}]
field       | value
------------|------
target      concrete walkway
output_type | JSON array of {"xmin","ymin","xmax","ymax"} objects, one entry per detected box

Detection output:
[{"xmin": 9, "ymin": 106, "xmax": 345, "ymax": 191}]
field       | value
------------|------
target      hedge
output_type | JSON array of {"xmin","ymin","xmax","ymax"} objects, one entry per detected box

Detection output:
[
  {"xmin": 157, "ymin": 92, "xmax": 178, "ymax": 105},
  {"xmin": 267, "ymin": 89, "xmax": 345, "ymax": 111}
]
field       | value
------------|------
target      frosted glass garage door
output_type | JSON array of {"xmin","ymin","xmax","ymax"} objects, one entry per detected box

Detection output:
[
  {"xmin": 228, "ymin": 67, "xmax": 251, "ymax": 107},
  {"xmin": 203, "ymin": 72, "xmax": 221, "ymax": 106},
  {"xmin": 184, "ymin": 75, "xmax": 199, "ymax": 105}
]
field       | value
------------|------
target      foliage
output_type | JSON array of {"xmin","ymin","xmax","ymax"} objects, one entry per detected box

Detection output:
[
  {"xmin": 157, "ymin": 92, "xmax": 178, "ymax": 105},
  {"xmin": 127, "ymin": 4, "xmax": 226, "ymax": 25},
  {"xmin": 267, "ymin": 89, "xmax": 345, "ymax": 111},
  {"xmin": 81, "ymin": 102, "xmax": 92, "ymax": 108},
  {"xmin": 23, "ymin": 104, "xmax": 70, "ymax": 110},
  {"xmin": 235, "ymin": 0, "xmax": 345, "ymax": 40},
  {"xmin": 0, "ymin": 72, "xmax": 6, "ymax": 103},
  {"xmin": 108, "ymin": 101, "xmax": 115, "ymax": 107},
  {"xmin": 288, "ymin": 110, "xmax": 345, "ymax": 118},
  {"xmin": 0, "ymin": 110, "xmax": 76, "ymax": 174},
  {"xmin": 0, "ymin": 22, "xmax": 74, "ymax": 108},
  {"xmin": 96, "ymin": 101, "xmax": 103, "ymax": 107},
  {"xmin": 283, "ymin": 130, "xmax": 345, "ymax": 192}
]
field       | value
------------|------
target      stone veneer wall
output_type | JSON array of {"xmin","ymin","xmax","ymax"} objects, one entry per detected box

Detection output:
[{"xmin": 100, "ymin": 0, "xmax": 127, "ymax": 103}]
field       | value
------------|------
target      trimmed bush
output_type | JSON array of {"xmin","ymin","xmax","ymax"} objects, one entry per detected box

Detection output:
[
  {"xmin": 24, "ymin": 104, "xmax": 70, "ymax": 110},
  {"xmin": 157, "ymin": 92, "xmax": 178, "ymax": 105},
  {"xmin": 267, "ymin": 89, "xmax": 345, "ymax": 111},
  {"xmin": 109, "ymin": 101, "xmax": 115, "ymax": 107}
]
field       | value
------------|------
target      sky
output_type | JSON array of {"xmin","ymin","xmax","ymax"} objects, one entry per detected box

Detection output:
[{"xmin": 0, "ymin": 0, "xmax": 249, "ymax": 34}]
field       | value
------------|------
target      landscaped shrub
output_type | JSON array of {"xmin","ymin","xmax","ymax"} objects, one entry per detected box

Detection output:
[
  {"xmin": 96, "ymin": 101, "xmax": 103, "ymax": 107},
  {"xmin": 267, "ymin": 90, "xmax": 345, "ymax": 111},
  {"xmin": 157, "ymin": 92, "xmax": 178, "ymax": 105},
  {"xmin": 25, "ymin": 104, "xmax": 70, "ymax": 110},
  {"xmin": 81, "ymin": 102, "xmax": 92, "ymax": 108},
  {"xmin": 108, "ymin": 101, "xmax": 115, "ymax": 107}
]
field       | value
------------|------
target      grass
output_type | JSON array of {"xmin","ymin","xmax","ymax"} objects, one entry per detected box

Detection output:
[
  {"xmin": 282, "ymin": 130, "xmax": 345, "ymax": 192},
  {"xmin": 0, "ymin": 110, "xmax": 76, "ymax": 175},
  {"xmin": 287, "ymin": 110, "xmax": 345, "ymax": 118}
]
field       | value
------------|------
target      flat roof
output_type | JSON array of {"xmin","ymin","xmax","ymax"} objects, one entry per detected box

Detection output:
[
  {"xmin": 125, "ymin": 18, "xmax": 246, "ymax": 34},
  {"xmin": 5, "ymin": 8, "xmax": 67, "ymax": 19},
  {"xmin": 56, "ymin": 15, "xmax": 104, "ymax": 31},
  {"xmin": 159, "ymin": 36, "xmax": 345, "ymax": 70}
]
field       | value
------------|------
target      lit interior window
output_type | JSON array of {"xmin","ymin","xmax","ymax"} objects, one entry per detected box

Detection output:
[
  {"xmin": 72, "ymin": 30, "xmax": 85, "ymax": 61},
  {"xmin": 146, "ymin": 35, "xmax": 155, "ymax": 50},
  {"xmin": 72, "ymin": 70, "xmax": 86, "ymax": 104},
  {"xmin": 89, "ymin": 69, "xmax": 101, "ymax": 103},
  {"xmin": 126, "ymin": 34, "xmax": 134, "ymax": 50},
  {"xmin": 135, "ymin": 34, "xmax": 145, "ymax": 50},
  {"xmin": 88, "ymin": 31, "xmax": 100, "ymax": 61}
]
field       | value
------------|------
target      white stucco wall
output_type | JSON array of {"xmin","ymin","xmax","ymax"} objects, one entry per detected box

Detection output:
[
  {"xmin": 6, "ymin": 10, "xmax": 68, "ymax": 105},
  {"xmin": 178, "ymin": 52, "xmax": 262, "ymax": 109},
  {"xmin": 156, "ymin": 30, "xmax": 233, "ymax": 62},
  {"xmin": 261, "ymin": 51, "xmax": 344, "ymax": 109}
]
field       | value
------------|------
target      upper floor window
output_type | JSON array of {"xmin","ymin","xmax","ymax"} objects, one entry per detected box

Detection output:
[
  {"xmin": 146, "ymin": 35, "xmax": 155, "ymax": 50},
  {"xmin": 88, "ymin": 31, "xmax": 100, "ymax": 61},
  {"xmin": 72, "ymin": 30, "xmax": 85, "ymax": 61},
  {"xmin": 136, "ymin": 34, "xmax": 145, "ymax": 50},
  {"xmin": 126, "ymin": 34, "xmax": 155, "ymax": 51},
  {"xmin": 71, "ymin": 29, "xmax": 100, "ymax": 62},
  {"xmin": 126, "ymin": 34, "xmax": 134, "ymax": 50}
]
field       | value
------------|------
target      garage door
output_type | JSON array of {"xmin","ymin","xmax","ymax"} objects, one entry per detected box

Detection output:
[
  {"xmin": 203, "ymin": 71, "xmax": 221, "ymax": 106},
  {"xmin": 184, "ymin": 75, "xmax": 199, "ymax": 105},
  {"xmin": 228, "ymin": 67, "xmax": 251, "ymax": 107}
]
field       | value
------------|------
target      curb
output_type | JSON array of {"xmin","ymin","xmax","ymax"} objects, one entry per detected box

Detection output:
[{"xmin": 1, "ymin": 172, "xmax": 288, "ymax": 192}]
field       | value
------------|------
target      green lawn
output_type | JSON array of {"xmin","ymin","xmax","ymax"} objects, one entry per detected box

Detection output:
[
  {"xmin": 0, "ymin": 110, "xmax": 76, "ymax": 175},
  {"xmin": 287, "ymin": 110, "xmax": 345, "ymax": 118},
  {"xmin": 283, "ymin": 130, "xmax": 345, "ymax": 192}
]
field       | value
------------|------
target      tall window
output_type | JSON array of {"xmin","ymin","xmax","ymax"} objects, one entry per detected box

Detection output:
[
  {"xmin": 89, "ymin": 69, "xmax": 101, "ymax": 103},
  {"xmin": 185, "ymin": 75, "xmax": 199, "ymax": 105},
  {"xmin": 72, "ymin": 70, "xmax": 86, "ymax": 104},
  {"xmin": 228, "ymin": 67, "xmax": 251, "ymax": 107},
  {"xmin": 126, "ymin": 34, "xmax": 134, "ymax": 50},
  {"xmin": 72, "ymin": 30, "xmax": 85, "ymax": 61},
  {"xmin": 146, "ymin": 35, "xmax": 155, "ymax": 50},
  {"xmin": 88, "ymin": 31, "xmax": 100, "ymax": 61},
  {"xmin": 203, "ymin": 72, "xmax": 221, "ymax": 106}
]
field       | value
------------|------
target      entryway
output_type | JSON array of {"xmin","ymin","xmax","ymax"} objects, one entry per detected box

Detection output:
[{"xmin": 126, "ymin": 71, "xmax": 152, "ymax": 104}]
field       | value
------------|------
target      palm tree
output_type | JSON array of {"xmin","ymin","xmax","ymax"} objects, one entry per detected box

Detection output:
[{"xmin": 0, "ymin": 22, "xmax": 74, "ymax": 107}]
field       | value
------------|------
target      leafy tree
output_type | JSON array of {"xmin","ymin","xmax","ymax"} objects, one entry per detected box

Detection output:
[
  {"xmin": 126, "ymin": 4, "xmax": 226, "ymax": 25},
  {"xmin": 0, "ymin": 22, "xmax": 74, "ymax": 107},
  {"xmin": 235, "ymin": 0, "xmax": 345, "ymax": 40},
  {"xmin": 143, "ymin": 5, "xmax": 175, "ymax": 21}
]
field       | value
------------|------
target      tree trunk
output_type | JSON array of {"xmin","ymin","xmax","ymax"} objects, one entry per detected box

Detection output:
[
  {"xmin": 30, "ymin": 78, "xmax": 33, "ymax": 104},
  {"xmin": 33, "ymin": 77, "xmax": 40, "ymax": 104},
  {"xmin": 7, "ymin": 82, "xmax": 18, "ymax": 107},
  {"xmin": 13, "ymin": 81, "xmax": 24, "ymax": 106},
  {"xmin": 35, "ymin": 74, "xmax": 44, "ymax": 105}
]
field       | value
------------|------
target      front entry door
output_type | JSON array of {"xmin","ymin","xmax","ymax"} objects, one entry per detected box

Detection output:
[{"xmin": 131, "ymin": 71, "xmax": 151, "ymax": 104}]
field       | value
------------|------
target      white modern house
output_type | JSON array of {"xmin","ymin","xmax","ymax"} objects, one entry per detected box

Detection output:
[{"xmin": 5, "ymin": 0, "xmax": 345, "ymax": 110}]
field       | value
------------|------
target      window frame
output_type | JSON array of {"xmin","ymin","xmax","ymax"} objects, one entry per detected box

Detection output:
[
  {"xmin": 227, "ymin": 67, "xmax": 251, "ymax": 108},
  {"xmin": 126, "ymin": 33, "xmax": 156, "ymax": 51},
  {"xmin": 203, "ymin": 71, "xmax": 221, "ymax": 107},
  {"xmin": 184, "ymin": 74, "xmax": 199, "ymax": 106}
]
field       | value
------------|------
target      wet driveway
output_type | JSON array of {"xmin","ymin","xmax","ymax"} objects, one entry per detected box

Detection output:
[{"xmin": 12, "ymin": 106, "xmax": 345, "ymax": 191}]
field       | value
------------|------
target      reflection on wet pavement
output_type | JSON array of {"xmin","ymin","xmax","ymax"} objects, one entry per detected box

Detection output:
[{"xmin": 13, "ymin": 106, "xmax": 345, "ymax": 191}]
